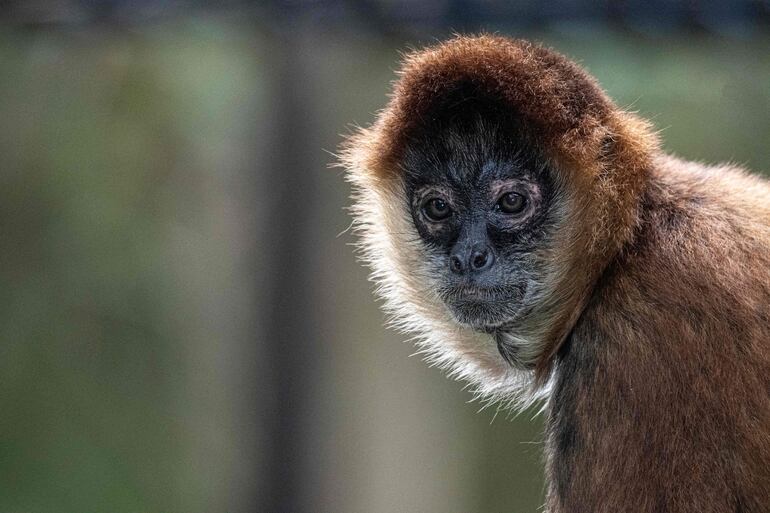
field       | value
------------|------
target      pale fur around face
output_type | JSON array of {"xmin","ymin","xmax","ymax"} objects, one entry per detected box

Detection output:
[{"xmin": 345, "ymin": 136, "xmax": 565, "ymax": 410}]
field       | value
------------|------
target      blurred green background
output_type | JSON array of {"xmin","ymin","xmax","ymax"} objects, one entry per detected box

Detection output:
[{"xmin": 1, "ymin": 3, "xmax": 769, "ymax": 513}]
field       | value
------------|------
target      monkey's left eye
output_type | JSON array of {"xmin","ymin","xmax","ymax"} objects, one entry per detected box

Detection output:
[
  {"xmin": 423, "ymin": 198, "xmax": 452, "ymax": 221},
  {"xmin": 496, "ymin": 192, "xmax": 527, "ymax": 214}
]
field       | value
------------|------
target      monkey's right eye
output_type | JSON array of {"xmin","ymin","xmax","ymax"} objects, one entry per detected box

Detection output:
[{"xmin": 423, "ymin": 198, "xmax": 452, "ymax": 221}]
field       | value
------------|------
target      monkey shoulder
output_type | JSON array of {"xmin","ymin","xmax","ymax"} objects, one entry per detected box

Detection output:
[
  {"xmin": 547, "ymin": 155, "xmax": 770, "ymax": 512},
  {"xmin": 605, "ymin": 155, "xmax": 770, "ymax": 317}
]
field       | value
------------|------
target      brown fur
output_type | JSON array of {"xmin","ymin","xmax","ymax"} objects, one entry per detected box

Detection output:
[
  {"xmin": 548, "ymin": 157, "xmax": 770, "ymax": 512},
  {"xmin": 342, "ymin": 35, "xmax": 770, "ymax": 512}
]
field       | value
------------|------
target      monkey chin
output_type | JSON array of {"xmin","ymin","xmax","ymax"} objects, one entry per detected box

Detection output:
[
  {"xmin": 441, "ymin": 284, "xmax": 536, "ymax": 369},
  {"xmin": 447, "ymin": 302, "xmax": 533, "ymax": 369}
]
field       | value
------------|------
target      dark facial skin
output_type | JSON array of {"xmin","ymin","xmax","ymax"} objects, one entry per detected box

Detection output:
[{"xmin": 401, "ymin": 114, "xmax": 556, "ymax": 331}]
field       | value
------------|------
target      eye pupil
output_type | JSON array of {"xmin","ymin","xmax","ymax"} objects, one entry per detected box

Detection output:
[
  {"xmin": 424, "ymin": 198, "xmax": 451, "ymax": 221},
  {"xmin": 497, "ymin": 192, "xmax": 526, "ymax": 214}
]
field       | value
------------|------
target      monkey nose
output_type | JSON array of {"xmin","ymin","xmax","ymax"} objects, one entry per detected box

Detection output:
[
  {"xmin": 449, "ymin": 245, "xmax": 495, "ymax": 275},
  {"xmin": 449, "ymin": 255, "xmax": 464, "ymax": 274}
]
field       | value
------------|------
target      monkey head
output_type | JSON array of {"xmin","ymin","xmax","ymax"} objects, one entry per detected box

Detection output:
[{"xmin": 342, "ymin": 35, "xmax": 658, "ymax": 404}]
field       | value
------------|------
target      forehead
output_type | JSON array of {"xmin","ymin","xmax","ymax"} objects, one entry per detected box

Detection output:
[{"xmin": 400, "ymin": 115, "xmax": 542, "ymax": 189}]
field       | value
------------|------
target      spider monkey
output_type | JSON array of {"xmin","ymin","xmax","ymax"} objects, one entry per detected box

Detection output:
[{"xmin": 341, "ymin": 35, "xmax": 770, "ymax": 512}]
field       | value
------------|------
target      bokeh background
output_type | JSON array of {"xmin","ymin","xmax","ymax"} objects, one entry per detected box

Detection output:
[{"xmin": 2, "ymin": 2, "xmax": 770, "ymax": 512}]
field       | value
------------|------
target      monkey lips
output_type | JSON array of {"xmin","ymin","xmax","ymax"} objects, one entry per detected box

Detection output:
[{"xmin": 439, "ymin": 283, "xmax": 527, "ymax": 330}]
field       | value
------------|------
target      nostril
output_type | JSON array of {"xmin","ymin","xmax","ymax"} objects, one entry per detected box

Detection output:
[
  {"xmin": 472, "ymin": 251, "xmax": 487, "ymax": 269},
  {"xmin": 450, "ymin": 255, "xmax": 464, "ymax": 274},
  {"xmin": 471, "ymin": 249, "xmax": 492, "ymax": 270}
]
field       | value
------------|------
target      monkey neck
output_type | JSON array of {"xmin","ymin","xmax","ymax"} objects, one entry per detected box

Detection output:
[{"xmin": 533, "ymin": 174, "xmax": 652, "ymax": 382}]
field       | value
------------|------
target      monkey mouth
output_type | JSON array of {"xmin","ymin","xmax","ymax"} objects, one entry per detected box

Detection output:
[{"xmin": 441, "ymin": 284, "xmax": 525, "ymax": 329}]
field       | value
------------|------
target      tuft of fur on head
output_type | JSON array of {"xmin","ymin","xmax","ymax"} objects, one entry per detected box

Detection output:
[{"xmin": 340, "ymin": 34, "xmax": 659, "ymax": 410}]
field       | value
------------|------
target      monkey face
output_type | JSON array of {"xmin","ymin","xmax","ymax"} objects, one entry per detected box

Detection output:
[{"xmin": 401, "ymin": 117, "xmax": 557, "ymax": 335}]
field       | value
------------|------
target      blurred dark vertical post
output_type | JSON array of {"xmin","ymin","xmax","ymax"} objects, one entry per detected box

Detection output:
[{"xmin": 257, "ymin": 13, "xmax": 320, "ymax": 513}]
